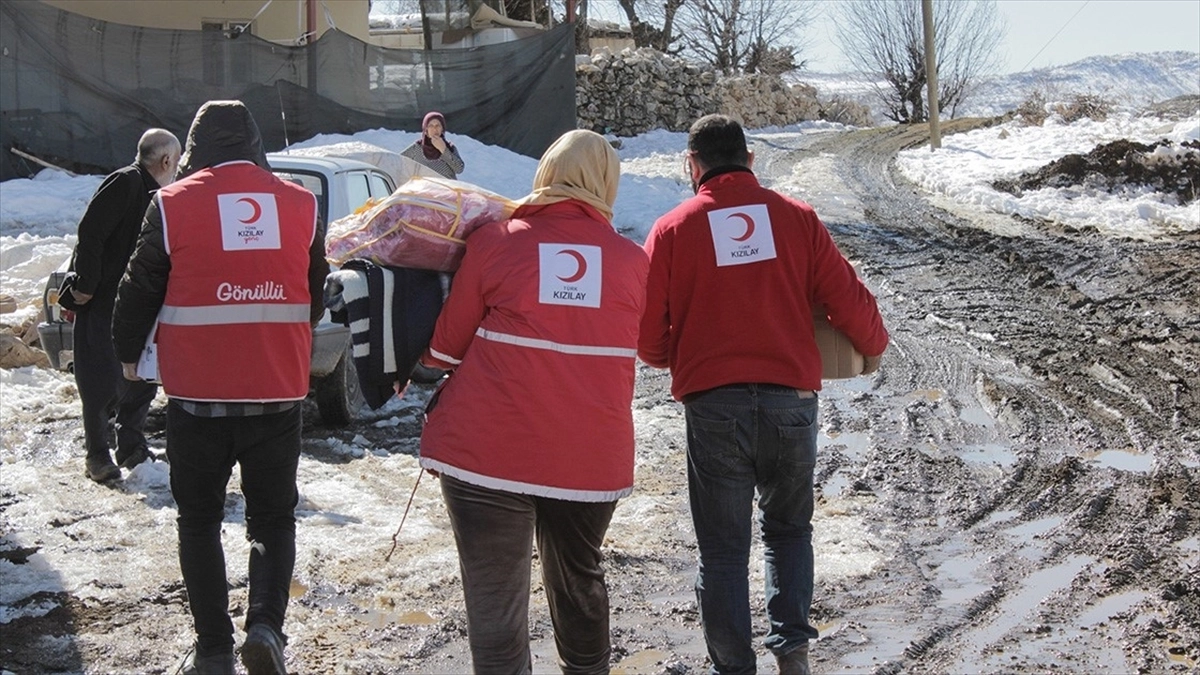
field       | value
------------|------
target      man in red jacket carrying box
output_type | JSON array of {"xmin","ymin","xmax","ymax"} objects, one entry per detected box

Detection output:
[{"xmin": 638, "ymin": 114, "xmax": 889, "ymax": 675}]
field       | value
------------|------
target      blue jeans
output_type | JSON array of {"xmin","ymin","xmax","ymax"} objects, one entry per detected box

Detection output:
[{"xmin": 684, "ymin": 383, "xmax": 819, "ymax": 674}]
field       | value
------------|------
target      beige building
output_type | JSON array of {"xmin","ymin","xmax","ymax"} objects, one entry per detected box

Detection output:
[
  {"xmin": 39, "ymin": 0, "xmax": 370, "ymax": 44},
  {"xmin": 38, "ymin": 1, "xmax": 554, "ymax": 49}
]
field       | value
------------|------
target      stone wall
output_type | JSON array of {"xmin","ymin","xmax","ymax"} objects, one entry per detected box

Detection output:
[{"xmin": 576, "ymin": 48, "xmax": 824, "ymax": 136}]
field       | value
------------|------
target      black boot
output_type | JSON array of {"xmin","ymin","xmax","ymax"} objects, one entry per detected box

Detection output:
[
  {"xmin": 240, "ymin": 623, "xmax": 287, "ymax": 675},
  {"xmin": 178, "ymin": 642, "xmax": 235, "ymax": 675},
  {"xmin": 84, "ymin": 454, "xmax": 119, "ymax": 482}
]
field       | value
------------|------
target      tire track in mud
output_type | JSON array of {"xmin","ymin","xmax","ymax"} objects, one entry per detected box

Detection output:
[
  {"xmin": 762, "ymin": 122, "xmax": 1200, "ymax": 673},
  {"xmin": 6, "ymin": 123, "xmax": 1196, "ymax": 674},
  {"xmin": 812, "ymin": 123, "xmax": 1200, "ymax": 457}
]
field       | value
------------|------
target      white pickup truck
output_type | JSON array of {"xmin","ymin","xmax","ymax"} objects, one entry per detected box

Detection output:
[{"xmin": 37, "ymin": 153, "xmax": 397, "ymax": 426}]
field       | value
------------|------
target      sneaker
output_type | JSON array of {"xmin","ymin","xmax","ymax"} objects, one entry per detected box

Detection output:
[
  {"xmin": 85, "ymin": 455, "xmax": 120, "ymax": 483},
  {"xmin": 178, "ymin": 643, "xmax": 235, "ymax": 675},
  {"xmin": 775, "ymin": 644, "xmax": 811, "ymax": 675},
  {"xmin": 240, "ymin": 623, "xmax": 287, "ymax": 675},
  {"xmin": 115, "ymin": 445, "xmax": 154, "ymax": 469}
]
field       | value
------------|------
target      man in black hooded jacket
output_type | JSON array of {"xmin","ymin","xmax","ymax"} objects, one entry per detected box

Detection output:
[{"xmin": 112, "ymin": 100, "xmax": 328, "ymax": 675}]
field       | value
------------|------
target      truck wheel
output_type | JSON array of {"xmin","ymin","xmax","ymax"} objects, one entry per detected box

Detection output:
[{"xmin": 315, "ymin": 345, "xmax": 364, "ymax": 427}]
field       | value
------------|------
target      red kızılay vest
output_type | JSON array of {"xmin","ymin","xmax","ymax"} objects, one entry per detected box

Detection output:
[{"xmin": 156, "ymin": 160, "xmax": 317, "ymax": 402}]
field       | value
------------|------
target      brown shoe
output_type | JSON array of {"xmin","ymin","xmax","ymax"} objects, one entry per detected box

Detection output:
[
  {"xmin": 775, "ymin": 644, "xmax": 810, "ymax": 675},
  {"xmin": 85, "ymin": 455, "xmax": 120, "ymax": 482},
  {"xmin": 116, "ymin": 445, "xmax": 154, "ymax": 469}
]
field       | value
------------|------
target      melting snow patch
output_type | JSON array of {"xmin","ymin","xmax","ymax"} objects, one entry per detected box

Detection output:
[
  {"xmin": 0, "ymin": 595, "xmax": 59, "ymax": 624},
  {"xmin": 815, "ymin": 500, "xmax": 889, "ymax": 582},
  {"xmin": 124, "ymin": 459, "xmax": 170, "ymax": 490}
]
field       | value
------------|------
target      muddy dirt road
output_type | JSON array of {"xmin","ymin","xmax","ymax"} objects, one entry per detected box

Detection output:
[
  {"xmin": 761, "ymin": 120, "xmax": 1200, "ymax": 673},
  {"xmin": 3, "ymin": 122, "xmax": 1197, "ymax": 674}
]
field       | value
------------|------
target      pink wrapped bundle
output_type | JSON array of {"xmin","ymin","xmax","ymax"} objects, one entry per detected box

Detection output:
[{"xmin": 326, "ymin": 177, "xmax": 517, "ymax": 272}]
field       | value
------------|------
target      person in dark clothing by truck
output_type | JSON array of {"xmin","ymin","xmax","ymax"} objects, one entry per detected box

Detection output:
[
  {"xmin": 69, "ymin": 128, "xmax": 180, "ymax": 483},
  {"xmin": 112, "ymin": 100, "xmax": 328, "ymax": 675}
]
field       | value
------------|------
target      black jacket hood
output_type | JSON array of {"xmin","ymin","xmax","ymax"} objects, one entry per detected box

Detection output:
[{"xmin": 177, "ymin": 100, "xmax": 270, "ymax": 179}]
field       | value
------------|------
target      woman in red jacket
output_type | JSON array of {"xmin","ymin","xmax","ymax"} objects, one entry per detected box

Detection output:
[{"xmin": 420, "ymin": 129, "xmax": 648, "ymax": 674}]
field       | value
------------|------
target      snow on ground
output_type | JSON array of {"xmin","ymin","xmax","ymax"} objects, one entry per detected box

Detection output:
[
  {"xmin": 5, "ymin": 109, "xmax": 1193, "ymax": 313},
  {"xmin": 962, "ymin": 51, "xmax": 1200, "ymax": 118},
  {"xmin": 284, "ymin": 128, "xmax": 689, "ymax": 243},
  {"xmin": 5, "ymin": 111, "xmax": 1196, "ymax": 425},
  {"xmin": 791, "ymin": 51, "xmax": 1200, "ymax": 121},
  {"xmin": 896, "ymin": 113, "xmax": 1200, "ymax": 238},
  {"xmin": 3, "ymin": 54, "xmax": 1197, "ymax": 632}
]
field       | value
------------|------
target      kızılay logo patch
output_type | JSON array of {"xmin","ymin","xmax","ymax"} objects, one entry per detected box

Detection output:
[
  {"xmin": 708, "ymin": 203, "xmax": 776, "ymax": 267},
  {"xmin": 218, "ymin": 193, "xmax": 282, "ymax": 251},
  {"xmin": 539, "ymin": 243, "xmax": 602, "ymax": 308}
]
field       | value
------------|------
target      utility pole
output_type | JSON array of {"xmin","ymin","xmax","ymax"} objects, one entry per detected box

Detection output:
[
  {"xmin": 921, "ymin": 0, "xmax": 941, "ymax": 150},
  {"xmin": 306, "ymin": 0, "xmax": 318, "ymax": 92}
]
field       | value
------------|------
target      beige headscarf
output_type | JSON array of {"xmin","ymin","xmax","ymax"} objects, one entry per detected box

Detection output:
[{"xmin": 516, "ymin": 130, "xmax": 620, "ymax": 222}]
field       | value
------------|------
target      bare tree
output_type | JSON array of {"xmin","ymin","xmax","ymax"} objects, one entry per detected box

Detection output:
[
  {"xmin": 673, "ymin": 0, "xmax": 816, "ymax": 74},
  {"xmin": 574, "ymin": 0, "xmax": 591, "ymax": 53},
  {"xmin": 616, "ymin": 0, "xmax": 686, "ymax": 53},
  {"xmin": 504, "ymin": 0, "xmax": 553, "ymax": 25},
  {"xmin": 836, "ymin": 0, "xmax": 1004, "ymax": 122}
]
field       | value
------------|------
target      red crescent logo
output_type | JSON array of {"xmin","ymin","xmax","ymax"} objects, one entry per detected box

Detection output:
[
  {"xmin": 236, "ymin": 197, "xmax": 262, "ymax": 224},
  {"xmin": 729, "ymin": 212, "xmax": 755, "ymax": 241},
  {"xmin": 556, "ymin": 249, "xmax": 587, "ymax": 283}
]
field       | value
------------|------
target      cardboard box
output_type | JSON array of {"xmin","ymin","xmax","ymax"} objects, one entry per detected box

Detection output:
[{"xmin": 813, "ymin": 310, "xmax": 864, "ymax": 379}]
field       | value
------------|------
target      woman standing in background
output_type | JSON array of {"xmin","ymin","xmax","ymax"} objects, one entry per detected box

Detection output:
[{"xmin": 402, "ymin": 111, "xmax": 465, "ymax": 179}]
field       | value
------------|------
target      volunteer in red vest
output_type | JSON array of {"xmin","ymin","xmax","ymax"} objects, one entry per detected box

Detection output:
[
  {"xmin": 419, "ymin": 129, "xmax": 649, "ymax": 674},
  {"xmin": 112, "ymin": 100, "xmax": 329, "ymax": 675},
  {"xmin": 638, "ymin": 114, "xmax": 889, "ymax": 675}
]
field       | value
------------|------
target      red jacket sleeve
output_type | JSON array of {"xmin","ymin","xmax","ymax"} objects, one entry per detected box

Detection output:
[
  {"xmin": 807, "ymin": 215, "xmax": 888, "ymax": 358},
  {"xmin": 422, "ymin": 228, "xmax": 490, "ymax": 369},
  {"xmin": 637, "ymin": 222, "xmax": 672, "ymax": 368}
]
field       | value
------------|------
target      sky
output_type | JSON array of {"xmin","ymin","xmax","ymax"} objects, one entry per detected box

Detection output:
[
  {"xmin": 989, "ymin": 0, "xmax": 1200, "ymax": 73},
  {"xmin": 584, "ymin": 0, "xmax": 1200, "ymax": 74}
]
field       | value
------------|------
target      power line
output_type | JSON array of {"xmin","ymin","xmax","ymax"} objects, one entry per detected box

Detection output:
[{"xmin": 1018, "ymin": 0, "xmax": 1090, "ymax": 73}]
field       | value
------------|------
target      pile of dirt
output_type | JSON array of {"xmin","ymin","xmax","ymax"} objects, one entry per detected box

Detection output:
[{"xmin": 992, "ymin": 137, "xmax": 1200, "ymax": 204}]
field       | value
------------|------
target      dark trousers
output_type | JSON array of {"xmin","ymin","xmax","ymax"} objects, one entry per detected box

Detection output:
[
  {"xmin": 73, "ymin": 301, "xmax": 157, "ymax": 461},
  {"xmin": 684, "ymin": 384, "xmax": 820, "ymax": 675},
  {"xmin": 166, "ymin": 401, "xmax": 302, "ymax": 655},
  {"xmin": 440, "ymin": 475, "xmax": 617, "ymax": 675}
]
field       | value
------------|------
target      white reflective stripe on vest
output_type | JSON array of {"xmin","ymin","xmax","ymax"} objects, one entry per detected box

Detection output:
[
  {"xmin": 474, "ymin": 328, "xmax": 637, "ymax": 358},
  {"xmin": 419, "ymin": 457, "xmax": 634, "ymax": 503},
  {"xmin": 428, "ymin": 347, "xmax": 462, "ymax": 366},
  {"xmin": 159, "ymin": 303, "xmax": 311, "ymax": 325}
]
